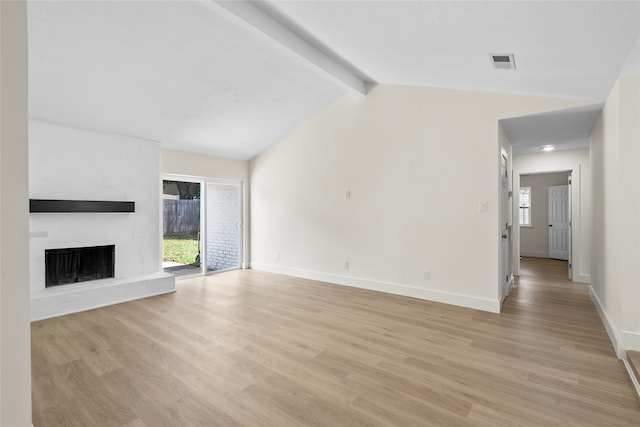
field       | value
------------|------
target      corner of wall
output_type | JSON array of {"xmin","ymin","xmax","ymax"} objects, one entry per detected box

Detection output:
[
  {"xmin": 574, "ymin": 273, "xmax": 590, "ymax": 284},
  {"xmin": 1, "ymin": 0, "xmax": 33, "ymax": 424}
]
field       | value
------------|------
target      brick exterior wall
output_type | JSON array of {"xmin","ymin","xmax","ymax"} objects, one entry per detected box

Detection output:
[{"xmin": 206, "ymin": 184, "xmax": 240, "ymax": 271}]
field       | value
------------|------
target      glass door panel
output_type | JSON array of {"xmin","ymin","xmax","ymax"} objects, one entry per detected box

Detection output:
[
  {"xmin": 162, "ymin": 179, "xmax": 202, "ymax": 276},
  {"xmin": 205, "ymin": 182, "xmax": 241, "ymax": 272}
]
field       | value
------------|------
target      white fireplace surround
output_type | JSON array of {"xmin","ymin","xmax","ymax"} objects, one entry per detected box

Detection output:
[
  {"xmin": 30, "ymin": 271, "xmax": 174, "ymax": 321},
  {"xmin": 29, "ymin": 120, "xmax": 175, "ymax": 320}
]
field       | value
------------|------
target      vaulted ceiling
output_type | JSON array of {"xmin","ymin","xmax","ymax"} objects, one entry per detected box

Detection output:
[{"xmin": 28, "ymin": 1, "xmax": 640, "ymax": 159}]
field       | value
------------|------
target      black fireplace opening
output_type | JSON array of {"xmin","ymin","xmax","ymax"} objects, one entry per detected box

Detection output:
[{"xmin": 45, "ymin": 245, "xmax": 115, "ymax": 287}]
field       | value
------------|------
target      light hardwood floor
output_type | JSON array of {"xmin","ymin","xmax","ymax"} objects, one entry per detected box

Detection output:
[{"xmin": 32, "ymin": 258, "xmax": 640, "ymax": 426}]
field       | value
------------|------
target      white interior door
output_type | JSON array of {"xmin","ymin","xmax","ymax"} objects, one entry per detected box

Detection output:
[{"xmin": 548, "ymin": 185, "xmax": 570, "ymax": 260}]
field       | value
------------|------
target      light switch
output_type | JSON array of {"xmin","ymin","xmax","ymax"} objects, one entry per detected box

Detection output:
[{"xmin": 478, "ymin": 201, "xmax": 488, "ymax": 213}]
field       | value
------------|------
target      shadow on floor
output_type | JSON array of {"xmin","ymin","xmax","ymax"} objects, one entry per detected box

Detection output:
[{"xmin": 162, "ymin": 263, "xmax": 202, "ymax": 276}]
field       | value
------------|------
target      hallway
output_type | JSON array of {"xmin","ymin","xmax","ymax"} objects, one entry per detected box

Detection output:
[{"xmin": 501, "ymin": 257, "xmax": 639, "ymax": 419}]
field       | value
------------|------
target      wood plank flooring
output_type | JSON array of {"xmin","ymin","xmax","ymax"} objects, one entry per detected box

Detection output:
[{"xmin": 32, "ymin": 258, "xmax": 640, "ymax": 426}]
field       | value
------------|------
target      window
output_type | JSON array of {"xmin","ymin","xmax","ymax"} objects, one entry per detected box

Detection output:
[{"xmin": 519, "ymin": 187, "xmax": 531, "ymax": 226}]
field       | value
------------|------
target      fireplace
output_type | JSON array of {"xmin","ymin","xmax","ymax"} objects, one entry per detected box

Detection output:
[{"xmin": 45, "ymin": 245, "xmax": 115, "ymax": 287}]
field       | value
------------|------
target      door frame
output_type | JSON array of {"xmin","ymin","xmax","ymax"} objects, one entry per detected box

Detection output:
[
  {"xmin": 161, "ymin": 173, "xmax": 245, "ymax": 278},
  {"xmin": 161, "ymin": 174, "xmax": 206, "ymax": 278},
  {"xmin": 513, "ymin": 165, "xmax": 580, "ymax": 280},
  {"xmin": 499, "ymin": 149, "xmax": 513, "ymax": 303}
]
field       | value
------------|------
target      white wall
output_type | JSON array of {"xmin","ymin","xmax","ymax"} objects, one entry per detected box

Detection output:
[
  {"xmin": 29, "ymin": 121, "xmax": 163, "ymax": 285},
  {"xmin": 29, "ymin": 121, "xmax": 175, "ymax": 319},
  {"xmin": 161, "ymin": 148, "xmax": 249, "ymax": 181},
  {"xmin": 250, "ymin": 83, "xmax": 595, "ymax": 312},
  {"xmin": 619, "ymin": 74, "xmax": 640, "ymax": 352},
  {"xmin": 590, "ymin": 73, "xmax": 640, "ymax": 356},
  {"xmin": 0, "ymin": 0, "xmax": 32, "ymax": 424},
  {"xmin": 520, "ymin": 172, "xmax": 570, "ymax": 257},
  {"xmin": 512, "ymin": 149, "xmax": 591, "ymax": 283},
  {"xmin": 160, "ymin": 148, "xmax": 250, "ymax": 267}
]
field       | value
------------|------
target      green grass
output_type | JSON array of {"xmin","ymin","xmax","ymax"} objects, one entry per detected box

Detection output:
[{"xmin": 163, "ymin": 235, "xmax": 200, "ymax": 265}]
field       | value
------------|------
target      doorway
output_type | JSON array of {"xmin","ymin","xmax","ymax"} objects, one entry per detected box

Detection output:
[
  {"xmin": 162, "ymin": 175, "xmax": 243, "ymax": 277},
  {"xmin": 515, "ymin": 170, "xmax": 573, "ymax": 280},
  {"xmin": 162, "ymin": 179, "xmax": 202, "ymax": 276},
  {"xmin": 500, "ymin": 151, "xmax": 512, "ymax": 301}
]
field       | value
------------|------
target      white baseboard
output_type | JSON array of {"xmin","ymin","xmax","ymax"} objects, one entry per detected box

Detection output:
[
  {"xmin": 250, "ymin": 263, "xmax": 501, "ymax": 313},
  {"xmin": 623, "ymin": 357, "xmax": 640, "ymax": 398},
  {"xmin": 622, "ymin": 330, "xmax": 640, "ymax": 352},
  {"xmin": 31, "ymin": 272, "xmax": 176, "ymax": 321},
  {"xmin": 520, "ymin": 250, "xmax": 548, "ymax": 258},
  {"xmin": 574, "ymin": 273, "xmax": 591, "ymax": 284},
  {"xmin": 589, "ymin": 286, "xmax": 625, "ymax": 359}
]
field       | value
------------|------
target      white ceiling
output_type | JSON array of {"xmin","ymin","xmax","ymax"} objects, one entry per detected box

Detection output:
[
  {"xmin": 500, "ymin": 104, "xmax": 604, "ymax": 156},
  {"xmin": 265, "ymin": 0, "xmax": 640, "ymax": 100},
  {"xmin": 28, "ymin": 1, "xmax": 347, "ymax": 159},
  {"xmin": 28, "ymin": 1, "xmax": 640, "ymax": 159}
]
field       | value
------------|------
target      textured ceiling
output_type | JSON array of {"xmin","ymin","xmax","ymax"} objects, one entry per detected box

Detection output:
[{"xmin": 28, "ymin": 1, "xmax": 640, "ymax": 159}]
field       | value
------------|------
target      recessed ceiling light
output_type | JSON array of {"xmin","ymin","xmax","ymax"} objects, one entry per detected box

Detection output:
[
  {"xmin": 541, "ymin": 145, "xmax": 555, "ymax": 152},
  {"xmin": 490, "ymin": 53, "xmax": 516, "ymax": 70}
]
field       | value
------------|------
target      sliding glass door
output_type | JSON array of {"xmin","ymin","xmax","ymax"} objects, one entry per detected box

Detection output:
[
  {"xmin": 205, "ymin": 182, "xmax": 242, "ymax": 272},
  {"xmin": 161, "ymin": 176, "xmax": 243, "ymax": 277}
]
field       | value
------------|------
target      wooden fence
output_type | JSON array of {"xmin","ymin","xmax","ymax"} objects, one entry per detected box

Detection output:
[{"xmin": 163, "ymin": 199, "xmax": 200, "ymax": 236}]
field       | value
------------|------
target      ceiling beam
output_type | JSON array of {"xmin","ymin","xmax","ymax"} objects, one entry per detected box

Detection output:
[{"xmin": 206, "ymin": 0, "xmax": 366, "ymax": 95}]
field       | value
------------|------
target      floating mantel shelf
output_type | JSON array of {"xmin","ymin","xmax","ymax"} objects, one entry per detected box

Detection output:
[{"xmin": 30, "ymin": 199, "xmax": 135, "ymax": 213}]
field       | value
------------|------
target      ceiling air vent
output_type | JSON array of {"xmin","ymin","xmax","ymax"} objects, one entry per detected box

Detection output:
[{"xmin": 490, "ymin": 53, "xmax": 516, "ymax": 70}]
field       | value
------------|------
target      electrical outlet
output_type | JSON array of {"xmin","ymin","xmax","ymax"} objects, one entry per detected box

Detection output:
[
  {"xmin": 424, "ymin": 270, "xmax": 431, "ymax": 280},
  {"xmin": 345, "ymin": 190, "xmax": 351, "ymax": 199},
  {"xmin": 275, "ymin": 252, "xmax": 280, "ymax": 261},
  {"xmin": 344, "ymin": 261, "xmax": 349, "ymax": 270}
]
